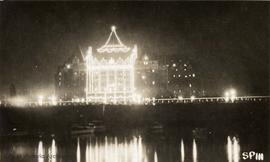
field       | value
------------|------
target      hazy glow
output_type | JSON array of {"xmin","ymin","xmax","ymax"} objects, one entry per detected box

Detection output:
[
  {"xmin": 180, "ymin": 139, "xmax": 185, "ymax": 162},
  {"xmin": 178, "ymin": 96, "xmax": 183, "ymax": 101},
  {"xmin": 37, "ymin": 95, "xmax": 44, "ymax": 106},
  {"xmin": 224, "ymin": 88, "xmax": 237, "ymax": 102},
  {"xmin": 225, "ymin": 92, "xmax": 230, "ymax": 102},
  {"xmin": 66, "ymin": 64, "xmax": 71, "ymax": 69},
  {"xmin": 49, "ymin": 95, "xmax": 57, "ymax": 106},
  {"xmin": 8, "ymin": 96, "xmax": 27, "ymax": 107},
  {"xmin": 190, "ymin": 95, "xmax": 195, "ymax": 102},
  {"xmin": 230, "ymin": 89, "xmax": 237, "ymax": 102},
  {"xmin": 192, "ymin": 139, "xmax": 197, "ymax": 162}
]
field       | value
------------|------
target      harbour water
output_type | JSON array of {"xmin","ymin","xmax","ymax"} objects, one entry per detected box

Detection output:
[
  {"xmin": 0, "ymin": 102, "xmax": 268, "ymax": 162},
  {"xmin": 0, "ymin": 128, "xmax": 267, "ymax": 162}
]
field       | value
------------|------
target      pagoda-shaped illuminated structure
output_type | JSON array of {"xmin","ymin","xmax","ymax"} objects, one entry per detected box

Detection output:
[{"xmin": 86, "ymin": 26, "xmax": 137, "ymax": 104}]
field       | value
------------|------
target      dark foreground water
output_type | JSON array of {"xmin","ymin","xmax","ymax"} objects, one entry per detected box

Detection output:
[
  {"xmin": 0, "ymin": 102, "xmax": 268, "ymax": 162},
  {"xmin": 0, "ymin": 128, "xmax": 267, "ymax": 162}
]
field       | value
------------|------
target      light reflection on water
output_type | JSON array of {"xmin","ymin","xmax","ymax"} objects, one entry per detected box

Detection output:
[
  {"xmin": 0, "ymin": 134, "xmax": 243, "ymax": 162},
  {"xmin": 81, "ymin": 136, "xmax": 147, "ymax": 162},
  {"xmin": 38, "ymin": 141, "xmax": 44, "ymax": 162},
  {"xmin": 227, "ymin": 136, "xmax": 240, "ymax": 162},
  {"xmin": 193, "ymin": 139, "xmax": 197, "ymax": 162},
  {"xmin": 180, "ymin": 139, "xmax": 185, "ymax": 162}
]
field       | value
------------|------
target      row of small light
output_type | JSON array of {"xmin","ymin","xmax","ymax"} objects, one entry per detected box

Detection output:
[{"xmin": 0, "ymin": 88, "xmax": 238, "ymax": 107}]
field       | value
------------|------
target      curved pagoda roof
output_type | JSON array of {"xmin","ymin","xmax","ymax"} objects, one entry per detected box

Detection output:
[{"xmin": 97, "ymin": 26, "xmax": 130, "ymax": 53}]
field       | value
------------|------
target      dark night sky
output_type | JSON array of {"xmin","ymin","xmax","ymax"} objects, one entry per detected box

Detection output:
[{"xmin": 0, "ymin": 2, "xmax": 269, "ymax": 96}]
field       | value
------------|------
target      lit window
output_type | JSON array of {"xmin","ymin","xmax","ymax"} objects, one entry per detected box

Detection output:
[
  {"xmin": 173, "ymin": 75, "xmax": 176, "ymax": 78},
  {"xmin": 152, "ymin": 81, "xmax": 155, "ymax": 85},
  {"xmin": 144, "ymin": 55, "xmax": 149, "ymax": 61},
  {"xmin": 184, "ymin": 64, "xmax": 187, "ymax": 67},
  {"xmin": 66, "ymin": 64, "xmax": 71, "ymax": 69},
  {"xmin": 185, "ymin": 75, "xmax": 187, "ymax": 78},
  {"xmin": 142, "ymin": 75, "xmax": 146, "ymax": 80},
  {"xmin": 192, "ymin": 73, "xmax": 195, "ymax": 77},
  {"xmin": 152, "ymin": 69, "xmax": 155, "ymax": 73},
  {"xmin": 176, "ymin": 69, "xmax": 178, "ymax": 71},
  {"xmin": 184, "ymin": 69, "xmax": 186, "ymax": 71},
  {"xmin": 172, "ymin": 63, "xmax": 176, "ymax": 67},
  {"xmin": 178, "ymin": 74, "xmax": 181, "ymax": 77}
]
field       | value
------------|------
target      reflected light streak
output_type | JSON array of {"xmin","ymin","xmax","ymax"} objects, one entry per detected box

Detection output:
[
  {"xmin": 86, "ymin": 143, "xmax": 89, "ymax": 162},
  {"xmin": 83, "ymin": 136, "xmax": 147, "ymax": 162},
  {"xmin": 50, "ymin": 139, "xmax": 57, "ymax": 162},
  {"xmin": 227, "ymin": 136, "xmax": 233, "ymax": 162},
  {"xmin": 193, "ymin": 139, "xmax": 197, "ymax": 162},
  {"xmin": 154, "ymin": 151, "xmax": 158, "ymax": 162},
  {"xmin": 181, "ymin": 139, "xmax": 185, "ymax": 162},
  {"xmin": 227, "ymin": 136, "xmax": 240, "ymax": 162},
  {"xmin": 38, "ymin": 141, "xmax": 44, "ymax": 162},
  {"xmin": 77, "ymin": 138, "xmax": 81, "ymax": 162},
  {"xmin": 233, "ymin": 137, "xmax": 240, "ymax": 162}
]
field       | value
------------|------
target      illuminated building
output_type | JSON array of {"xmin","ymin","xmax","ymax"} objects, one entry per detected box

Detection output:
[
  {"xmin": 135, "ymin": 55, "xmax": 168, "ymax": 98},
  {"xmin": 85, "ymin": 26, "xmax": 137, "ymax": 104},
  {"xmin": 167, "ymin": 59, "xmax": 200, "ymax": 97},
  {"xmin": 55, "ymin": 55, "xmax": 86, "ymax": 100}
]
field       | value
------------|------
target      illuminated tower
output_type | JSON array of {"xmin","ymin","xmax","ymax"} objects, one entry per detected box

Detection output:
[{"xmin": 86, "ymin": 26, "xmax": 137, "ymax": 104}]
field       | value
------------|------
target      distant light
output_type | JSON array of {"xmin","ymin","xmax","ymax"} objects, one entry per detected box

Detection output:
[
  {"xmin": 152, "ymin": 81, "xmax": 155, "ymax": 85},
  {"xmin": 144, "ymin": 55, "xmax": 149, "ymax": 61},
  {"xmin": 178, "ymin": 96, "xmax": 183, "ymax": 100},
  {"xmin": 224, "ymin": 88, "xmax": 237, "ymax": 102},
  {"xmin": 48, "ymin": 95, "xmax": 57, "ymax": 106},
  {"xmin": 142, "ymin": 75, "xmax": 146, "ymax": 80},
  {"xmin": 192, "ymin": 73, "xmax": 195, "ymax": 77},
  {"xmin": 37, "ymin": 95, "xmax": 44, "ymax": 106},
  {"xmin": 172, "ymin": 63, "xmax": 176, "ymax": 67},
  {"xmin": 111, "ymin": 25, "xmax": 116, "ymax": 31},
  {"xmin": 66, "ymin": 64, "xmax": 71, "ymax": 69},
  {"xmin": 190, "ymin": 95, "xmax": 195, "ymax": 101},
  {"xmin": 9, "ymin": 97, "xmax": 27, "ymax": 107},
  {"xmin": 224, "ymin": 91, "xmax": 230, "ymax": 102}
]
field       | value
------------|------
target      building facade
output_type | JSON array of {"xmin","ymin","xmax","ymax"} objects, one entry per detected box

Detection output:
[
  {"xmin": 85, "ymin": 26, "xmax": 137, "ymax": 104},
  {"xmin": 55, "ymin": 56, "xmax": 86, "ymax": 101},
  {"xmin": 135, "ymin": 55, "xmax": 168, "ymax": 98},
  {"xmin": 167, "ymin": 59, "xmax": 200, "ymax": 97}
]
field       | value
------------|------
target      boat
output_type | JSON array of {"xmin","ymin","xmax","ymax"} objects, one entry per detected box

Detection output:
[
  {"xmin": 91, "ymin": 120, "xmax": 106, "ymax": 133},
  {"xmin": 149, "ymin": 122, "xmax": 164, "ymax": 133},
  {"xmin": 71, "ymin": 123, "xmax": 94, "ymax": 135}
]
